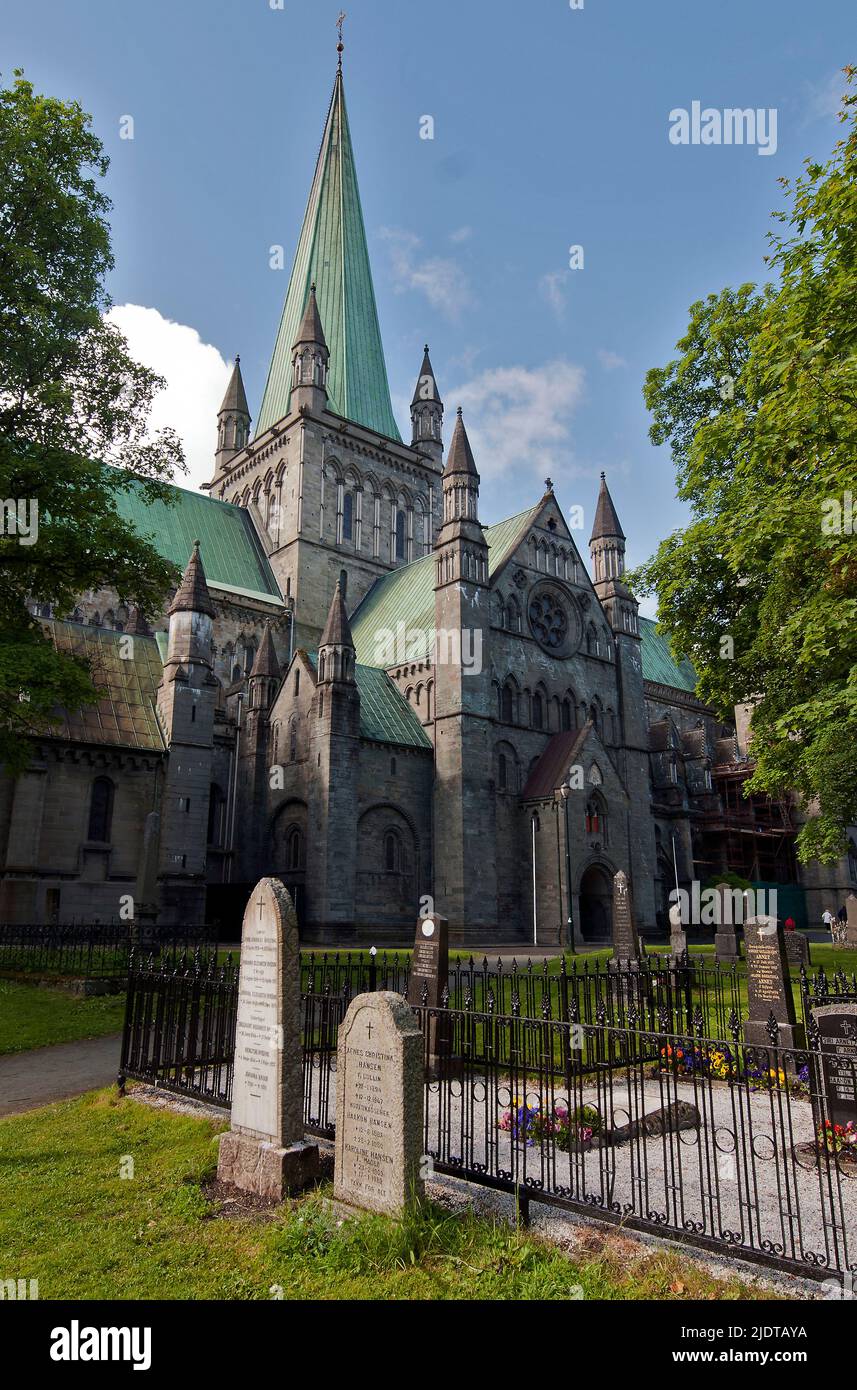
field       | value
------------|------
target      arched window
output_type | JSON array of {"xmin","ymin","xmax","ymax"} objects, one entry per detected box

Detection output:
[
  {"xmin": 395, "ymin": 508, "xmax": 406, "ymax": 561},
  {"xmin": 286, "ymin": 825, "xmax": 303, "ymax": 872},
  {"xmin": 289, "ymin": 721, "xmax": 298, "ymax": 762},
  {"xmin": 384, "ymin": 830, "xmax": 401, "ymax": 873},
  {"xmin": 342, "ymin": 492, "xmax": 353, "ymax": 542},
  {"xmin": 585, "ymin": 798, "xmax": 600, "ymax": 834},
  {"xmin": 533, "ymin": 692, "xmax": 544, "ymax": 730},
  {"xmin": 232, "ymin": 664, "xmax": 242, "ymax": 684},
  {"xmin": 87, "ymin": 777, "xmax": 114, "ymax": 842},
  {"xmin": 294, "ymin": 668, "xmax": 300, "ymax": 697},
  {"xmin": 586, "ymin": 624, "xmax": 596, "ymax": 655},
  {"xmin": 501, "ymin": 684, "xmax": 514, "ymax": 724},
  {"xmin": 498, "ymin": 753, "xmax": 507, "ymax": 790},
  {"xmin": 561, "ymin": 698, "xmax": 572, "ymax": 732}
]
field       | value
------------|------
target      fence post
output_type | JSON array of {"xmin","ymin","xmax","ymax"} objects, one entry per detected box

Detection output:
[{"xmin": 369, "ymin": 945, "xmax": 377, "ymax": 992}]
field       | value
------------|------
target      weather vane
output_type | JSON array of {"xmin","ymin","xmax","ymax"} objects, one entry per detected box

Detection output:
[{"xmin": 336, "ymin": 10, "xmax": 346, "ymax": 66}]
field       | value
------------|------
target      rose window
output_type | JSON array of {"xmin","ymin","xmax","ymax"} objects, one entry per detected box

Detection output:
[{"xmin": 528, "ymin": 593, "xmax": 568, "ymax": 650}]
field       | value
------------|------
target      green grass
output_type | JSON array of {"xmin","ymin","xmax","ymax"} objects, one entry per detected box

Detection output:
[
  {"xmin": 0, "ymin": 1088, "xmax": 778, "ymax": 1300},
  {"xmin": 0, "ymin": 980, "xmax": 126, "ymax": 1055}
]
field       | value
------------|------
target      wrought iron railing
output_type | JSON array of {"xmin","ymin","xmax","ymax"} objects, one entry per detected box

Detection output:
[
  {"xmin": 118, "ymin": 950, "xmax": 855, "ymax": 1280},
  {"xmin": 0, "ymin": 923, "xmax": 217, "ymax": 981}
]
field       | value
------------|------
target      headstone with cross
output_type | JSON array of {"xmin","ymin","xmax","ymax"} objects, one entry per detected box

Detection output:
[
  {"xmin": 334, "ymin": 991, "xmax": 424, "ymax": 1216},
  {"xmin": 217, "ymin": 877, "xmax": 318, "ymax": 1200},
  {"xmin": 810, "ymin": 1003, "xmax": 857, "ymax": 1137},
  {"xmin": 743, "ymin": 915, "xmax": 805, "ymax": 1053}
]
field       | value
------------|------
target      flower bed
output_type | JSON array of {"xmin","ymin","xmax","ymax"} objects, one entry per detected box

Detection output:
[{"xmin": 499, "ymin": 1099, "xmax": 602, "ymax": 1152}]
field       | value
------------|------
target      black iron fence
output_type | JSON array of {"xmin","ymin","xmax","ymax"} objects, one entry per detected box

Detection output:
[
  {"xmin": 118, "ymin": 949, "xmax": 855, "ymax": 1280},
  {"xmin": 0, "ymin": 923, "xmax": 217, "ymax": 981}
]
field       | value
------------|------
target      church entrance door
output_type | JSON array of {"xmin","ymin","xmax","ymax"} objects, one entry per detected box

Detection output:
[{"xmin": 579, "ymin": 864, "xmax": 612, "ymax": 943}]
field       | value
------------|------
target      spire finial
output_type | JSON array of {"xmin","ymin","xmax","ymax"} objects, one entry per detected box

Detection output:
[
  {"xmin": 336, "ymin": 10, "xmax": 346, "ymax": 66},
  {"xmin": 600, "ymin": 471, "xmax": 605, "ymax": 481}
]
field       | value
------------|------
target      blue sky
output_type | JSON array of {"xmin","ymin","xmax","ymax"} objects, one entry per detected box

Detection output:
[{"xmin": 3, "ymin": 0, "xmax": 851, "ymax": 600}]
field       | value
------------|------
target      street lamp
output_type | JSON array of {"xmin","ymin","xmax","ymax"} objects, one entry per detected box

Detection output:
[{"xmin": 558, "ymin": 783, "xmax": 576, "ymax": 954}]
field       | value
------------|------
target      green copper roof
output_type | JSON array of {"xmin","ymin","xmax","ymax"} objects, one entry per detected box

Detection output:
[
  {"xmin": 255, "ymin": 69, "xmax": 401, "ymax": 443},
  {"xmin": 110, "ymin": 469, "xmax": 283, "ymax": 606},
  {"xmin": 350, "ymin": 506, "xmax": 540, "ymax": 666},
  {"xmin": 40, "ymin": 619, "xmax": 166, "ymax": 752},
  {"xmin": 639, "ymin": 617, "xmax": 698, "ymax": 693},
  {"xmin": 306, "ymin": 653, "xmax": 431, "ymax": 749}
]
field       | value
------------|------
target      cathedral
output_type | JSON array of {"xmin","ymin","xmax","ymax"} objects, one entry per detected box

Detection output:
[{"xmin": 2, "ymin": 62, "xmax": 854, "ymax": 943}]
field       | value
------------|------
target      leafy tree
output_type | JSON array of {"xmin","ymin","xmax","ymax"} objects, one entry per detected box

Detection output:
[
  {"xmin": 632, "ymin": 69, "xmax": 857, "ymax": 865},
  {"xmin": 0, "ymin": 70, "xmax": 185, "ymax": 772}
]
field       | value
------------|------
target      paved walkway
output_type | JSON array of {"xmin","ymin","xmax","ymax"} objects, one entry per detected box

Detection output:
[{"xmin": 0, "ymin": 1032, "xmax": 122, "ymax": 1118}]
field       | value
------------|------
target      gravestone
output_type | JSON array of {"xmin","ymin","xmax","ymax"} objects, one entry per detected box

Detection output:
[
  {"xmin": 668, "ymin": 900, "xmax": 688, "ymax": 960},
  {"xmin": 743, "ymin": 915, "xmax": 805, "ymax": 1051},
  {"xmin": 784, "ymin": 930, "xmax": 811, "ymax": 969},
  {"xmin": 844, "ymin": 894, "xmax": 857, "ymax": 950},
  {"xmin": 334, "ymin": 991, "xmax": 424, "ymax": 1216},
  {"xmin": 611, "ymin": 871, "xmax": 641, "ymax": 963},
  {"xmin": 810, "ymin": 1003, "xmax": 857, "ymax": 1133},
  {"xmin": 407, "ymin": 913, "xmax": 449, "ymax": 1010},
  {"xmin": 217, "ymin": 877, "xmax": 318, "ymax": 1200},
  {"xmin": 713, "ymin": 882, "xmax": 741, "ymax": 963},
  {"xmin": 407, "ymin": 913, "xmax": 449, "ymax": 1078}
]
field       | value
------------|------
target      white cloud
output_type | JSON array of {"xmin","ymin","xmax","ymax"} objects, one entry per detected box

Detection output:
[
  {"xmin": 597, "ymin": 349, "xmax": 627, "ymax": 371},
  {"xmin": 380, "ymin": 227, "xmax": 472, "ymax": 319},
  {"xmin": 447, "ymin": 360, "xmax": 585, "ymax": 483},
  {"xmin": 539, "ymin": 270, "xmax": 570, "ymax": 321},
  {"xmin": 449, "ymin": 225, "xmax": 472, "ymax": 244},
  {"xmin": 105, "ymin": 304, "xmax": 230, "ymax": 492},
  {"xmin": 801, "ymin": 71, "xmax": 846, "ymax": 124}
]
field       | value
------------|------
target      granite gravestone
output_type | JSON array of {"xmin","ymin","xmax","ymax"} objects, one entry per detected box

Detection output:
[
  {"xmin": 334, "ymin": 991, "xmax": 424, "ymax": 1217},
  {"xmin": 784, "ymin": 930, "xmax": 811, "ymax": 969},
  {"xmin": 811, "ymin": 1003, "xmax": 857, "ymax": 1133},
  {"xmin": 407, "ymin": 913, "xmax": 449, "ymax": 1078},
  {"xmin": 844, "ymin": 894, "xmax": 857, "ymax": 950},
  {"xmin": 743, "ymin": 915, "xmax": 805, "ymax": 1051},
  {"xmin": 713, "ymin": 882, "xmax": 742, "ymax": 963},
  {"xmin": 668, "ymin": 900, "xmax": 688, "ymax": 960},
  {"xmin": 217, "ymin": 877, "xmax": 318, "ymax": 1200},
  {"xmin": 611, "ymin": 871, "xmax": 641, "ymax": 963}
]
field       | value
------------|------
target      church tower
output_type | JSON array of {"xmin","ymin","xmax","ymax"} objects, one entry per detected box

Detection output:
[
  {"xmin": 589, "ymin": 475, "xmax": 657, "ymax": 928},
  {"xmin": 214, "ymin": 357, "xmax": 250, "ymax": 475},
  {"xmin": 156, "ymin": 543, "xmax": 218, "ymax": 923},
  {"xmin": 410, "ymin": 345, "xmax": 444, "ymax": 471},
  {"xmin": 432, "ymin": 410, "xmax": 497, "ymax": 938},
  {"xmin": 306, "ymin": 580, "xmax": 361, "ymax": 936}
]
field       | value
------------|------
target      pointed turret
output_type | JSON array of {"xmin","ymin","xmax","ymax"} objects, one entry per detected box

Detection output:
[
  {"xmin": 255, "ymin": 67, "xmax": 401, "ymax": 441},
  {"xmin": 214, "ymin": 357, "xmax": 251, "ymax": 473},
  {"xmin": 439, "ymin": 408, "xmax": 483, "ymax": 541},
  {"xmin": 588, "ymin": 474, "xmax": 638, "ymax": 637},
  {"xmin": 248, "ymin": 622, "xmax": 280, "ymax": 712},
  {"xmin": 169, "ymin": 541, "xmax": 216, "ymax": 620},
  {"xmin": 318, "ymin": 580, "xmax": 355, "ymax": 680},
  {"xmin": 290, "ymin": 282, "xmax": 329, "ymax": 415},
  {"xmin": 410, "ymin": 344, "xmax": 444, "ymax": 469}
]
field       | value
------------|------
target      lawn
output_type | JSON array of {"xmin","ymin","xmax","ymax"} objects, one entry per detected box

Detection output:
[
  {"xmin": 0, "ymin": 1088, "xmax": 779, "ymax": 1301},
  {"xmin": 0, "ymin": 980, "xmax": 126, "ymax": 1055}
]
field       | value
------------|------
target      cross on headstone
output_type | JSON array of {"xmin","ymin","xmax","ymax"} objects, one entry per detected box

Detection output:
[{"xmin": 366, "ymin": 1021, "xmax": 373, "ymax": 1041}]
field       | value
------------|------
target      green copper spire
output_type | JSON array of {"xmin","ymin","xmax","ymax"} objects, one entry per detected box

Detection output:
[{"xmin": 255, "ymin": 68, "xmax": 402, "ymax": 442}]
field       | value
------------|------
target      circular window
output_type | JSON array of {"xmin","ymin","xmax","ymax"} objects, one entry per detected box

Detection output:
[{"xmin": 528, "ymin": 592, "xmax": 568, "ymax": 650}]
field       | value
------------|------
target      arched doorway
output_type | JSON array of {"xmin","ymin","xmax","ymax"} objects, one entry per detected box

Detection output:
[{"xmin": 579, "ymin": 864, "xmax": 613, "ymax": 942}]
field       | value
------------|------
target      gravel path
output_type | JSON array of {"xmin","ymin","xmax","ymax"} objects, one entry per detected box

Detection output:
[{"xmin": 307, "ymin": 1065, "xmax": 856, "ymax": 1277}]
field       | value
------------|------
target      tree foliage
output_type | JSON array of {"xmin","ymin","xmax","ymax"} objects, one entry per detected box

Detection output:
[
  {"xmin": 632, "ymin": 69, "xmax": 857, "ymax": 864},
  {"xmin": 0, "ymin": 70, "xmax": 185, "ymax": 772}
]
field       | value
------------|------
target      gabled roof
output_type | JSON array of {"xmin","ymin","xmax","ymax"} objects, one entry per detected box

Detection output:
[
  {"xmin": 521, "ymin": 727, "xmax": 589, "ymax": 800},
  {"xmin": 38, "ymin": 620, "xmax": 165, "ymax": 752},
  {"xmin": 350, "ymin": 504, "xmax": 540, "ymax": 667},
  {"xmin": 109, "ymin": 468, "xmax": 283, "ymax": 607},
  {"xmin": 305, "ymin": 652, "xmax": 431, "ymax": 749},
  {"xmin": 639, "ymin": 618, "xmax": 697, "ymax": 693},
  {"xmin": 255, "ymin": 68, "xmax": 401, "ymax": 442}
]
